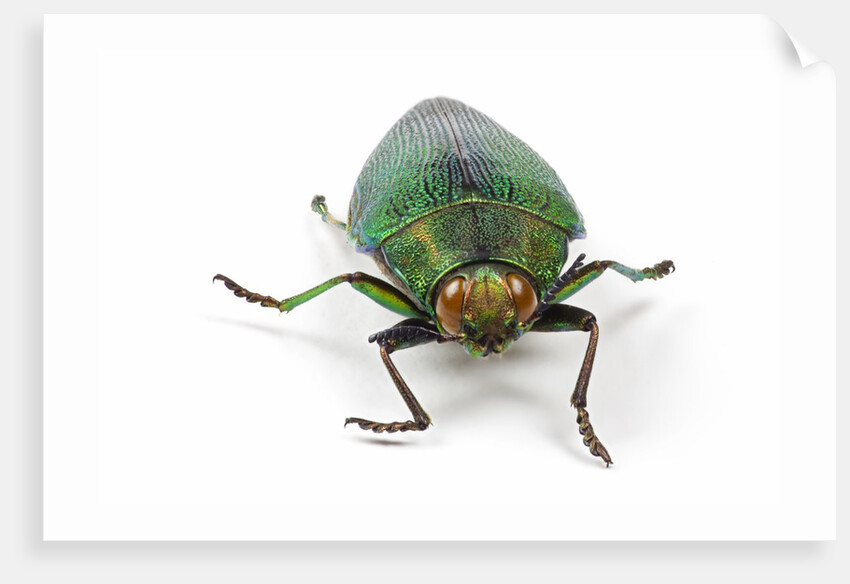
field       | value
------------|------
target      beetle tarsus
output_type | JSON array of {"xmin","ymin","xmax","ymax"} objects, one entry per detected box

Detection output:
[
  {"xmin": 643, "ymin": 260, "xmax": 675, "ymax": 279},
  {"xmin": 213, "ymin": 274, "xmax": 282, "ymax": 309},
  {"xmin": 344, "ymin": 417, "xmax": 429, "ymax": 433},
  {"xmin": 576, "ymin": 406, "xmax": 612, "ymax": 466}
]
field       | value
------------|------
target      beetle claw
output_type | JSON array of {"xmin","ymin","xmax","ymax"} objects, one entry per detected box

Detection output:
[{"xmin": 654, "ymin": 260, "xmax": 675, "ymax": 278}]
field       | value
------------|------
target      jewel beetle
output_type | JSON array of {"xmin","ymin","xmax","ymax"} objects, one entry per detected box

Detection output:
[{"xmin": 215, "ymin": 97, "xmax": 674, "ymax": 466}]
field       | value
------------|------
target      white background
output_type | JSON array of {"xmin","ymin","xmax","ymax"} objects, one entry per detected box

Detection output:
[{"xmin": 42, "ymin": 14, "xmax": 834, "ymax": 540}]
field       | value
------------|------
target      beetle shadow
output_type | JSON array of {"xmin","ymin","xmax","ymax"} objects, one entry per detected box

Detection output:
[
  {"xmin": 429, "ymin": 363, "xmax": 625, "ymax": 467},
  {"xmin": 350, "ymin": 435, "xmax": 419, "ymax": 447},
  {"xmin": 204, "ymin": 314, "xmax": 354, "ymax": 355},
  {"xmin": 598, "ymin": 299, "xmax": 657, "ymax": 335}
]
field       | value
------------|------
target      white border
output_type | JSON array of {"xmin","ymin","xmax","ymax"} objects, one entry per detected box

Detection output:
[{"xmin": 1, "ymin": 0, "xmax": 846, "ymax": 582}]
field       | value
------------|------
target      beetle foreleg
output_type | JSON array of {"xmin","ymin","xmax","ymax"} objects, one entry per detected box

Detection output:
[
  {"xmin": 214, "ymin": 272, "xmax": 428, "ymax": 319},
  {"xmin": 540, "ymin": 258, "xmax": 674, "ymax": 308},
  {"xmin": 311, "ymin": 195, "xmax": 347, "ymax": 231},
  {"xmin": 531, "ymin": 304, "xmax": 612, "ymax": 466},
  {"xmin": 345, "ymin": 320, "xmax": 448, "ymax": 434}
]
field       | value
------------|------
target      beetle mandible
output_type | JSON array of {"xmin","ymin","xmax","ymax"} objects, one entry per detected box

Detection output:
[{"xmin": 215, "ymin": 97, "xmax": 674, "ymax": 466}]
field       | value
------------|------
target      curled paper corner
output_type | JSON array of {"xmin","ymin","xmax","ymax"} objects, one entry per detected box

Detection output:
[
  {"xmin": 768, "ymin": 17, "xmax": 823, "ymax": 68},
  {"xmin": 786, "ymin": 33, "xmax": 821, "ymax": 68}
]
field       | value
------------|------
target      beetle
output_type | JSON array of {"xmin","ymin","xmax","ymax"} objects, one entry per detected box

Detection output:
[{"xmin": 215, "ymin": 97, "xmax": 674, "ymax": 465}]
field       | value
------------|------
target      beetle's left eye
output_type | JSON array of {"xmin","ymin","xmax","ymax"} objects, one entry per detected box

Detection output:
[
  {"xmin": 507, "ymin": 273, "xmax": 537, "ymax": 324},
  {"xmin": 435, "ymin": 276, "xmax": 466, "ymax": 335}
]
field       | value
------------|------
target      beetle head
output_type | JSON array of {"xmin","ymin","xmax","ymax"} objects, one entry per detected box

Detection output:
[{"xmin": 433, "ymin": 263, "xmax": 538, "ymax": 357}]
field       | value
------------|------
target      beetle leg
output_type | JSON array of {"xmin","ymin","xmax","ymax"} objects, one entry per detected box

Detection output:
[
  {"xmin": 346, "ymin": 320, "xmax": 451, "ymax": 434},
  {"xmin": 311, "ymin": 195, "xmax": 347, "ymax": 231},
  {"xmin": 531, "ymin": 305, "xmax": 612, "ymax": 466},
  {"xmin": 214, "ymin": 272, "xmax": 428, "ymax": 319},
  {"xmin": 541, "ymin": 258, "xmax": 675, "ymax": 308},
  {"xmin": 212, "ymin": 274, "xmax": 282, "ymax": 308}
]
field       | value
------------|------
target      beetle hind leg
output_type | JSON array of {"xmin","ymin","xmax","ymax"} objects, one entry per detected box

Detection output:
[{"xmin": 311, "ymin": 195, "xmax": 347, "ymax": 231}]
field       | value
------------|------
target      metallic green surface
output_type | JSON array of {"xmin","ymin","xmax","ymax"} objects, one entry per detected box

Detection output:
[
  {"xmin": 380, "ymin": 202, "xmax": 569, "ymax": 310},
  {"xmin": 454, "ymin": 263, "xmax": 523, "ymax": 356},
  {"xmin": 275, "ymin": 272, "xmax": 426, "ymax": 318},
  {"xmin": 348, "ymin": 97, "xmax": 585, "ymax": 252}
]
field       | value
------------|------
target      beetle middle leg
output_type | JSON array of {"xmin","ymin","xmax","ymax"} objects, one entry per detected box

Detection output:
[
  {"xmin": 345, "ymin": 320, "xmax": 454, "ymax": 433},
  {"xmin": 214, "ymin": 272, "xmax": 428, "ymax": 319},
  {"xmin": 531, "ymin": 304, "xmax": 612, "ymax": 466}
]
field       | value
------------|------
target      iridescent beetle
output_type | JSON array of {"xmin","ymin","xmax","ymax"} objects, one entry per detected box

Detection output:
[{"xmin": 215, "ymin": 97, "xmax": 673, "ymax": 465}]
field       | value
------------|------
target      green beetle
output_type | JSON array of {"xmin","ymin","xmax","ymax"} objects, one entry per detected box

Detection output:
[{"xmin": 215, "ymin": 97, "xmax": 673, "ymax": 465}]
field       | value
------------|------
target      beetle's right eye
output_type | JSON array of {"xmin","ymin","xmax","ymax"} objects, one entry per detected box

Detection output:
[
  {"xmin": 435, "ymin": 276, "xmax": 466, "ymax": 335},
  {"xmin": 506, "ymin": 273, "xmax": 537, "ymax": 324}
]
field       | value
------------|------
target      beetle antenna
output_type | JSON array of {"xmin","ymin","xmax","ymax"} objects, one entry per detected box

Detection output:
[{"xmin": 525, "ymin": 253, "xmax": 586, "ymax": 324}]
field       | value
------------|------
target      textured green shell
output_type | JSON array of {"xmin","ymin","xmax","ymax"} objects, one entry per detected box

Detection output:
[
  {"xmin": 381, "ymin": 203, "xmax": 571, "ymax": 308},
  {"xmin": 348, "ymin": 97, "xmax": 585, "ymax": 252}
]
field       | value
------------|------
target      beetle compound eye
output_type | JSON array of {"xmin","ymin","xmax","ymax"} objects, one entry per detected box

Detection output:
[
  {"xmin": 435, "ymin": 276, "xmax": 466, "ymax": 335},
  {"xmin": 507, "ymin": 273, "xmax": 537, "ymax": 324}
]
